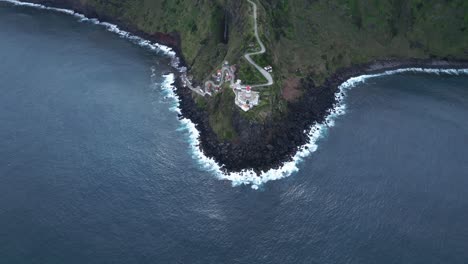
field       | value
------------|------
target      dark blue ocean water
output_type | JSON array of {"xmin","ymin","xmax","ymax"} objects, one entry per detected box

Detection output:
[{"xmin": 1, "ymin": 3, "xmax": 468, "ymax": 264}]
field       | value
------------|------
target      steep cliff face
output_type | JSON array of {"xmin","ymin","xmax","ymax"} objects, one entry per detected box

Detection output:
[
  {"xmin": 23, "ymin": 0, "xmax": 468, "ymax": 172},
  {"xmin": 29, "ymin": 0, "xmax": 251, "ymax": 79},
  {"xmin": 27, "ymin": 0, "xmax": 468, "ymax": 113}
]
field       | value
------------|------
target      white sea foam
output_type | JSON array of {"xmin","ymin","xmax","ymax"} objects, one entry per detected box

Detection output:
[
  {"xmin": 5, "ymin": 0, "xmax": 468, "ymax": 189},
  {"xmin": 159, "ymin": 67, "xmax": 467, "ymax": 189},
  {"xmin": 1, "ymin": 0, "xmax": 176, "ymax": 58},
  {"xmin": 172, "ymin": 67, "xmax": 468, "ymax": 189}
]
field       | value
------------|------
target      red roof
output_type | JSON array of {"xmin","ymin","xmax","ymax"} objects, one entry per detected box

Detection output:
[{"xmin": 246, "ymin": 86, "xmax": 251, "ymax": 91}]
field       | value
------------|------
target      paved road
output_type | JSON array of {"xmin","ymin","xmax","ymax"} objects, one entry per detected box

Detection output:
[
  {"xmin": 199, "ymin": 0, "xmax": 272, "ymax": 95},
  {"xmin": 204, "ymin": 66, "xmax": 235, "ymax": 91},
  {"xmin": 181, "ymin": 74, "xmax": 207, "ymax": 96},
  {"xmin": 244, "ymin": 0, "xmax": 274, "ymax": 88}
]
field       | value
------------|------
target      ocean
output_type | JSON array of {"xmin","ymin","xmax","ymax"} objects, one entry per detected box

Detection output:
[{"xmin": 1, "ymin": 2, "xmax": 468, "ymax": 263}]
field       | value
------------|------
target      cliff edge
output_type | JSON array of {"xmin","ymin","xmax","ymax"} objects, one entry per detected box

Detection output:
[{"xmin": 20, "ymin": 0, "xmax": 468, "ymax": 172}]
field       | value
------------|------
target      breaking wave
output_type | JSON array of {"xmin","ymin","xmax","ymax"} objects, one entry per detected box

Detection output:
[
  {"xmin": 1, "ymin": 0, "xmax": 177, "ymax": 58},
  {"xmin": 5, "ymin": 0, "xmax": 468, "ymax": 189},
  {"xmin": 161, "ymin": 67, "xmax": 468, "ymax": 189}
]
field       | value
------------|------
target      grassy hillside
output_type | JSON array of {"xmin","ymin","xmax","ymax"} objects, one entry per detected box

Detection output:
[
  {"xmin": 61, "ymin": 0, "xmax": 468, "ymax": 140},
  {"xmin": 260, "ymin": 0, "xmax": 468, "ymax": 86},
  {"xmin": 77, "ymin": 0, "xmax": 253, "ymax": 80},
  {"xmin": 231, "ymin": 0, "xmax": 468, "ymax": 135}
]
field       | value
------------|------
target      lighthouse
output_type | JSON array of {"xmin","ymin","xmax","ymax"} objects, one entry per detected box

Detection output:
[{"xmin": 235, "ymin": 85, "xmax": 259, "ymax": 111}]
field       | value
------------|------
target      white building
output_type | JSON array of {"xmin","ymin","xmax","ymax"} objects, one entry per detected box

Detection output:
[
  {"xmin": 263, "ymin": 65, "xmax": 273, "ymax": 73},
  {"xmin": 234, "ymin": 79, "xmax": 242, "ymax": 90},
  {"xmin": 236, "ymin": 86, "xmax": 259, "ymax": 111}
]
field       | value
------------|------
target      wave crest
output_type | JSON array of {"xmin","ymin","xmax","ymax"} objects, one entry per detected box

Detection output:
[
  {"xmin": 5, "ymin": 0, "xmax": 468, "ymax": 189},
  {"xmin": 163, "ymin": 68, "xmax": 468, "ymax": 189},
  {"xmin": 1, "ymin": 0, "xmax": 176, "ymax": 57}
]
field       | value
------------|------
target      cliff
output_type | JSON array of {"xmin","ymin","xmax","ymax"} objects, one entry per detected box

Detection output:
[{"xmin": 23, "ymin": 0, "xmax": 468, "ymax": 172}]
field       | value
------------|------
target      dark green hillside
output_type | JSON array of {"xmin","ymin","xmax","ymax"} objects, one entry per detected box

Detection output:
[
  {"xmin": 260, "ymin": 0, "xmax": 468, "ymax": 84},
  {"xmin": 30, "ymin": 0, "xmax": 468, "ymax": 141},
  {"xmin": 75, "ymin": 0, "xmax": 253, "ymax": 80}
]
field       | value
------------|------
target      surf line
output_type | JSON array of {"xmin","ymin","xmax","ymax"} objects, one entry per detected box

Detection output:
[
  {"xmin": 4, "ymin": 0, "xmax": 468, "ymax": 189},
  {"xmin": 161, "ymin": 65, "xmax": 468, "ymax": 190},
  {"xmin": 1, "ymin": 0, "xmax": 176, "ymax": 58}
]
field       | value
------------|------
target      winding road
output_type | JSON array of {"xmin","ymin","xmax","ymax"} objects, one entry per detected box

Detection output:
[
  {"xmin": 204, "ymin": 65, "xmax": 235, "ymax": 91},
  {"xmin": 244, "ymin": 0, "xmax": 274, "ymax": 88},
  {"xmin": 192, "ymin": 0, "xmax": 273, "ymax": 97}
]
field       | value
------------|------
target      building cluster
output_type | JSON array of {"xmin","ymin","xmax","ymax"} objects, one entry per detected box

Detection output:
[
  {"xmin": 206, "ymin": 62, "xmax": 236, "ymax": 94},
  {"xmin": 183, "ymin": 61, "xmax": 261, "ymax": 112},
  {"xmin": 233, "ymin": 81, "xmax": 259, "ymax": 112}
]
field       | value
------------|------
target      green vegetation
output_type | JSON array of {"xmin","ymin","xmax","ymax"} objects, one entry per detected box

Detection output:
[
  {"xmin": 260, "ymin": 0, "xmax": 468, "ymax": 85},
  {"xmin": 240, "ymin": 95, "xmax": 271, "ymax": 122},
  {"xmin": 251, "ymin": 52, "xmax": 272, "ymax": 68},
  {"xmin": 71, "ymin": 0, "xmax": 468, "ymax": 140},
  {"xmin": 194, "ymin": 96, "xmax": 207, "ymax": 110},
  {"xmin": 237, "ymin": 58, "xmax": 267, "ymax": 84},
  {"xmin": 208, "ymin": 87, "xmax": 237, "ymax": 141},
  {"xmin": 78, "ymin": 0, "xmax": 251, "ymax": 80}
]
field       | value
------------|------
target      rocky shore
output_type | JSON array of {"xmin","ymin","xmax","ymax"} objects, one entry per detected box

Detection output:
[
  {"xmin": 176, "ymin": 58, "xmax": 468, "ymax": 173},
  {"xmin": 19, "ymin": 0, "xmax": 185, "ymax": 60},
  {"xmin": 15, "ymin": 0, "xmax": 468, "ymax": 174}
]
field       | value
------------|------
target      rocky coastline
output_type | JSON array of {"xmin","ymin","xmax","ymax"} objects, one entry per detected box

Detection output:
[
  {"xmin": 20, "ymin": 0, "xmax": 185, "ymax": 61},
  {"xmin": 14, "ymin": 0, "xmax": 468, "ymax": 174},
  {"xmin": 177, "ymin": 58, "xmax": 468, "ymax": 174}
]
